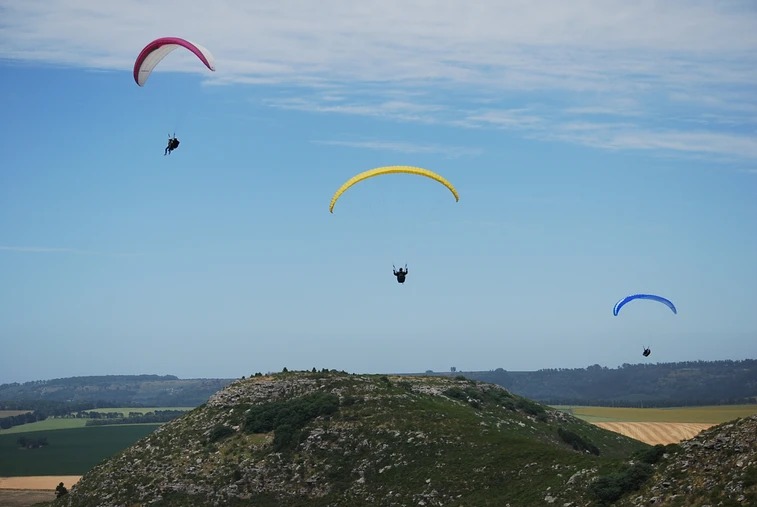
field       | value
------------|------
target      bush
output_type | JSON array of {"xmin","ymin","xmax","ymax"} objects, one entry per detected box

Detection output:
[
  {"xmin": 442, "ymin": 387, "xmax": 469, "ymax": 402},
  {"xmin": 244, "ymin": 392, "xmax": 340, "ymax": 452},
  {"xmin": 558, "ymin": 427, "xmax": 600, "ymax": 456},
  {"xmin": 589, "ymin": 463, "xmax": 653, "ymax": 504},
  {"xmin": 516, "ymin": 398, "xmax": 547, "ymax": 418},
  {"xmin": 208, "ymin": 425, "xmax": 235, "ymax": 443},
  {"xmin": 635, "ymin": 444, "xmax": 666, "ymax": 464}
]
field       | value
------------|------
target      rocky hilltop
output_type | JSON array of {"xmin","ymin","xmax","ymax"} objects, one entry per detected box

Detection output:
[
  {"xmin": 615, "ymin": 414, "xmax": 757, "ymax": 506},
  {"xmin": 53, "ymin": 371, "xmax": 647, "ymax": 506}
]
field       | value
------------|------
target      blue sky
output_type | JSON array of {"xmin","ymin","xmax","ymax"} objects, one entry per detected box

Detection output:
[{"xmin": 1, "ymin": 1, "xmax": 756, "ymax": 384}]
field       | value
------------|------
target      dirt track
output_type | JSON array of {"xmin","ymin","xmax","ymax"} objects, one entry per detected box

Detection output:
[{"xmin": 593, "ymin": 422, "xmax": 714, "ymax": 445}]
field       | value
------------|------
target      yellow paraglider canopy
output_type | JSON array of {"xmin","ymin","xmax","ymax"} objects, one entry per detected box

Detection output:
[{"xmin": 329, "ymin": 165, "xmax": 460, "ymax": 213}]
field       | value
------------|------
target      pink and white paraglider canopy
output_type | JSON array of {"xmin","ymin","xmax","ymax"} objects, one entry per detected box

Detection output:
[{"xmin": 133, "ymin": 37, "xmax": 216, "ymax": 86}]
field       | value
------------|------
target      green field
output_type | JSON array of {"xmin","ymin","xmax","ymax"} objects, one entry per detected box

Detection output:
[
  {"xmin": 0, "ymin": 418, "xmax": 89, "ymax": 434},
  {"xmin": 0, "ymin": 424, "xmax": 161, "ymax": 476},
  {"xmin": 0, "ymin": 407, "xmax": 193, "ymax": 435},
  {"xmin": 552, "ymin": 404, "xmax": 757, "ymax": 423}
]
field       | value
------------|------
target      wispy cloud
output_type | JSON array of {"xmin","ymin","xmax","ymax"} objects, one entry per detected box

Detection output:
[
  {"xmin": 1, "ymin": 1, "xmax": 756, "ymax": 161},
  {"xmin": 0, "ymin": 246, "xmax": 142, "ymax": 257},
  {"xmin": 312, "ymin": 139, "xmax": 482, "ymax": 158}
]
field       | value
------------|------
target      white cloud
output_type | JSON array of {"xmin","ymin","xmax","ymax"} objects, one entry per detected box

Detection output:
[
  {"xmin": 1, "ymin": 0, "xmax": 756, "ymax": 160},
  {"xmin": 0, "ymin": 246, "xmax": 142, "ymax": 256},
  {"xmin": 312, "ymin": 139, "xmax": 482, "ymax": 158}
]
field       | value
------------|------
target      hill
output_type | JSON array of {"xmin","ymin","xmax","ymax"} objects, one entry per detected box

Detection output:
[
  {"xmin": 53, "ymin": 371, "xmax": 648, "ymax": 507},
  {"xmin": 439, "ymin": 359, "xmax": 757, "ymax": 406},
  {"xmin": 614, "ymin": 415, "xmax": 757, "ymax": 506},
  {"xmin": 0, "ymin": 375, "xmax": 233, "ymax": 407}
]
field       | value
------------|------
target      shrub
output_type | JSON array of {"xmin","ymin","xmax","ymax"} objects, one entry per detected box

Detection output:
[
  {"xmin": 244, "ymin": 392, "xmax": 340, "ymax": 452},
  {"xmin": 558, "ymin": 427, "xmax": 600, "ymax": 456},
  {"xmin": 635, "ymin": 444, "xmax": 666, "ymax": 464},
  {"xmin": 516, "ymin": 398, "xmax": 547, "ymax": 418},
  {"xmin": 589, "ymin": 463, "xmax": 653, "ymax": 504},
  {"xmin": 208, "ymin": 425, "xmax": 235, "ymax": 443}
]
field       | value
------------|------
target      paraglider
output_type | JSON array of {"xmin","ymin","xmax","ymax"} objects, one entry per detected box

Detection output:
[
  {"xmin": 133, "ymin": 37, "xmax": 216, "ymax": 86},
  {"xmin": 613, "ymin": 294, "xmax": 675, "ymax": 358},
  {"xmin": 613, "ymin": 294, "xmax": 677, "ymax": 316},
  {"xmin": 393, "ymin": 264, "xmax": 408, "ymax": 284},
  {"xmin": 329, "ymin": 166, "xmax": 459, "ymax": 213},
  {"xmin": 134, "ymin": 37, "xmax": 214, "ymax": 156},
  {"xmin": 164, "ymin": 135, "xmax": 180, "ymax": 155}
]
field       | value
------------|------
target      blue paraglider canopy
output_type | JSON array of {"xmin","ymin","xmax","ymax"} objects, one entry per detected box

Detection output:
[{"xmin": 613, "ymin": 294, "xmax": 677, "ymax": 316}]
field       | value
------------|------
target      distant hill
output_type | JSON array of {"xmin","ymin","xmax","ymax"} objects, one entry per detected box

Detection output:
[
  {"xmin": 53, "ymin": 371, "xmax": 649, "ymax": 507},
  {"xmin": 5, "ymin": 358, "xmax": 756, "ymax": 409},
  {"xmin": 0, "ymin": 375, "xmax": 234, "ymax": 407},
  {"xmin": 428, "ymin": 359, "xmax": 757, "ymax": 406}
]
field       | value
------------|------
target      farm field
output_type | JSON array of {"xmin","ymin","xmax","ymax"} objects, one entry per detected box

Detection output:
[
  {"xmin": 552, "ymin": 404, "xmax": 757, "ymax": 445},
  {"xmin": 0, "ymin": 419, "xmax": 88, "ymax": 435},
  {"xmin": 0, "ymin": 476, "xmax": 81, "ymax": 489},
  {"xmin": 552, "ymin": 404, "xmax": 757, "ymax": 423},
  {"xmin": 0, "ymin": 488, "xmax": 57, "ymax": 507},
  {"xmin": 0, "ymin": 411, "xmax": 31, "ymax": 418},
  {"xmin": 0, "ymin": 406, "xmax": 193, "ymax": 435},
  {"xmin": 0, "ymin": 424, "xmax": 160, "ymax": 476}
]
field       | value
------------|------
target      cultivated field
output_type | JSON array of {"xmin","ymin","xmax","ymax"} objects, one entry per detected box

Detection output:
[
  {"xmin": 0, "ymin": 424, "xmax": 161, "ymax": 476},
  {"xmin": 0, "ymin": 488, "xmax": 55, "ymax": 507},
  {"xmin": 0, "ymin": 418, "xmax": 88, "ymax": 435},
  {"xmin": 0, "ymin": 476, "xmax": 81, "ymax": 489},
  {"xmin": 553, "ymin": 404, "xmax": 757, "ymax": 445},
  {"xmin": 0, "ymin": 476, "xmax": 81, "ymax": 507},
  {"xmin": 0, "ymin": 407, "xmax": 192, "ymax": 436},
  {"xmin": 0, "ymin": 411, "xmax": 31, "ymax": 418}
]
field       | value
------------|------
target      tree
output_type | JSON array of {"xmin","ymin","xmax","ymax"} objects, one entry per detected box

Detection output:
[
  {"xmin": 450, "ymin": 366, "xmax": 457, "ymax": 373},
  {"xmin": 55, "ymin": 482, "xmax": 68, "ymax": 497}
]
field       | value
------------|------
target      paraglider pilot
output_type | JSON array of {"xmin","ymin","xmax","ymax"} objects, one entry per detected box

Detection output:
[
  {"xmin": 393, "ymin": 264, "xmax": 408, "ymax": 284},
  {"xmin": 642, "ymin": 347, "xmax": 651, "ymax": 357},
  {"xmin": 164, "ymin": 135, "xmax": 180, "ymax": 155}
]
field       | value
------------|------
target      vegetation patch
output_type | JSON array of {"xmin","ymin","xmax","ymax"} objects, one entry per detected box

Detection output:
[
  {"xmin": 558, "ymin": 427, "xmax": 600, "ymax": 455},
  {"xmin": 589, "ymin": 462, "xmax": 654, "ymax": 505},
  {"xmin": 244, "ymin": 392, "xmax": 340, "ymax": 451}
]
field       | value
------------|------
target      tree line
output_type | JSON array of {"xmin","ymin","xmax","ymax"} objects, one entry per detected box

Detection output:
[{"xmin": 431, "ymin": 359, "xmax": 757, "ymax": 406}]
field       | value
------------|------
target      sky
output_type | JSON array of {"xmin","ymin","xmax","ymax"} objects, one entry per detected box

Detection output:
[{"xmin": 1, "ymin": 1, "xmax": 756, "ymax": 384}]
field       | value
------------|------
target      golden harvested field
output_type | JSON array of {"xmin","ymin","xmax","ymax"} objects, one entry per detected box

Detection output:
[
  {"xmin": 0, "ymin": 476, "xmax": 81, "ymax": 490},
  {"xmin": 553, "ymin": 404, "xmax": 757, "ymax": 445},
  {"xmin": 593, "ymin": 422, "xmax": 714, "ymax": 445},
  {"xmin": 552, "ymin": 404, "xmax": 757, "ymax": 423},
  {"xmin": 0, "ymin": 476, "xmax": 81, "ymax": 507}
]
